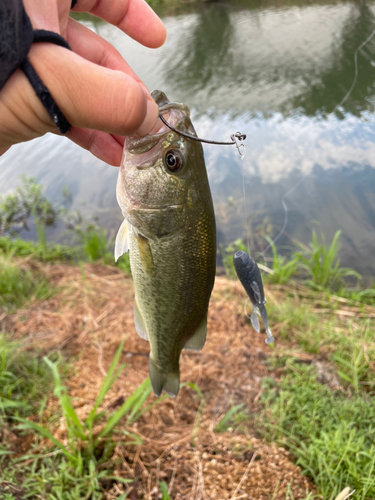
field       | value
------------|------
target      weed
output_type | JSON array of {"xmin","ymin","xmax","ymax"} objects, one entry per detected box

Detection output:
[
  {"xmin": 16, "ymin": 340, "xmax": 165, "ymax": 469},
  {"xmin": 0, "ymin": 255, "xmax": 53, "ymax": 311},
  {"xmin": 221, "ymin": 239, "xmax": 249, "ymax": 278},
  {"xmin": 160, "ymin": 481, "xmax": 172, "ymax": 499},
  {"xmin": 259, "ymin": 361, "xmax": 375, "ymax": 499},
  {"xmin": 2, "ymin": 340, "xmax": 165, "ymax": 498},
  {"xmin": 297, "ymin": 230, "xmax": 360, "ymax": 289},
  {"xmin": 0, "ymin": 236, "xmax": 76, "ymax": 261},
  {"xmin": 271, "ymin": 294, "xmax": 375, "ymax": 391},
  {"xmin": 264, "ymin": 236, "xmax": 299, "ymax": 285},
  {"xmin": 0, "ymin": 335, "xmax": 55, "ymax": 454},
  {"xmin": 216, "ymin": 403, "xmax": 245, "ymax": 433},
  {"xmin": 80, "ymin": 226, "xmax": 109, "ymax": 262},
  {"xmin": 0, "ymin": 176, "xmax": 59, "ymax": 236}
]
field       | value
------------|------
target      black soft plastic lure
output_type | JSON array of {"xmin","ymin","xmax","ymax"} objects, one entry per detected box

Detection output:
[{"xmin": 233, "ymin": 250, "xmax": 274, "ymax": 345}]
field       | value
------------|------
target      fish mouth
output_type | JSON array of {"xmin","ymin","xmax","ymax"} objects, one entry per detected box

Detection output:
[
  {"xmin": 129, "ymin": 204, "xmax": 184, "ymax": 214},
  {"xmin": 126, "ymin": 94, "xmax": 196, "ymax": 160}
]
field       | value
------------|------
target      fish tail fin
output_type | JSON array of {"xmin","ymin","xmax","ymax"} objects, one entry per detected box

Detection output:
[{"xmin": 149, "ymin": 358, "xmax": 180, "ymax": 398}]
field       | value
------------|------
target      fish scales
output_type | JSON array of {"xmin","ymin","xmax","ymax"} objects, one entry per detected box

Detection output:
[{"xmin": 115, "ymin": 90, "xmax": 216, "ymax": 397}]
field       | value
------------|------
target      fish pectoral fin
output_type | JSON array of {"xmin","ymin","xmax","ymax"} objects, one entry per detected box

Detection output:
[
  {"xmin": 183, "ymin": 314, "xmax": 207, "ymax": 351},
  {"xmin": 134, "ymin": 298, "xmax": 149, "ymax": 341},
  {"xmin": 250, "ymin": 305, "xmax": 260, "ymax": 333},
  {"xmin": 250, "ymin": 281, "xmax": 262, "ymax": 304},
  {"xmin": 149, "ymin": 358, "xmax": 180, "ymax": 398},
  {"xmin": 136, "ymin": 233, "xmax": 154, "ymax": 274},
  {"xmin": 114, "ymin": 219, "xmax": 129, "ymax": 262}
]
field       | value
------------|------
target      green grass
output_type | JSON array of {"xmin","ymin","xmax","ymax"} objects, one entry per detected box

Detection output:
[
  {"xmin": 264, "ymin": 236, "xmax": 299, "ymax": 285},
  {"xmin": 0, "ymin": 236, "xmax": 77, "ymax": 262},
  {"xmin": 271, "ymin": 295, "xmax": 375, "ymax": 392},
  {"xmin": 0, "ymin": 335, "xmax": 55, "ymax": 424},
  {"xmin": 0, "ymin": 176, "xmax": 131, "ymax": 274},
  {"xmin": 159, "ymin": 481, "xmax": 172, "ymax": 500},
  {"xmin": 259, "ymin": 362, "xmax": 375, "ymax": 500},
  {"xmin": 297, "ymin": 230, "xmax": 361, "ymax": 289},
  {"xmin": 221, "ymin": 238, "xmax": 249, "ymax": 278},
  {"xmin": 0, "ymin": 176, "xmax": 58, "ymax": 237},
  {"xmin": 0, "ymin": 255, "xmax": 53, "ymax": 311},
  {"xmin": 215, "ymin": 403, "xmax": 246, "ymax": 433},
  {"xmin": 257, "ymin": 288, "xmax": 375, "ymax": 500},
  {"xmin": 0, "ymin": 339, "xmax": 165, "ymax": 499}
]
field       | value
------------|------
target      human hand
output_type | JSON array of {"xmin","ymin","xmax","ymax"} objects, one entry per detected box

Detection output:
[{"xmin": 0, "ymin": 0, "xmax": 166, "ymax": 165}]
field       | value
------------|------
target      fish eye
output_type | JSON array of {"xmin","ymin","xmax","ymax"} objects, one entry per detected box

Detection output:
[{"xmin": 164, "ymin": 150, "xmax": 184, "ymax": 173}]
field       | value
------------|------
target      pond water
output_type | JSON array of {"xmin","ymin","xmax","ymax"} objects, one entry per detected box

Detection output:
[{"xmin": 1, "ymin": 0, "xmax": 375, "ymax": 275}]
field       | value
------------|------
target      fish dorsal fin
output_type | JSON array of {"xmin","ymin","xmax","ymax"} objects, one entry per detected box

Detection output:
[
  {"xmin": 134, "ymin": 297, "xmax": 149, "ymax": 341},
  {"xmin": 250, "ymin": 281, "xmax": 262, "ymax": 304},
  {"xmin": 114, "ymin": 219, "xmax": 129, "ymax": 262},
  {"xmin": 184, "ymin": 314, "xmax": 207, "ymax": 351}
]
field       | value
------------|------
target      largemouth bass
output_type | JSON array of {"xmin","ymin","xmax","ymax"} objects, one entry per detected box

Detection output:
[{"xmin": 115, "ymin": 90, "xmax": 216, "ymax": 397}]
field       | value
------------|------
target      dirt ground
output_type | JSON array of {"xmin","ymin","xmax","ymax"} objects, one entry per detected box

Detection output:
[{"xmin": 2, "ymin": 261, "xmax": 315, "ymax": 499}]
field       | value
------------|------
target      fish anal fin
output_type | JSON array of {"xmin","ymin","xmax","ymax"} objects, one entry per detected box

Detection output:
[
  {"xmin": 114, "ymin": 219, "xmax": 129, "ymax": 262},
  {"xmin": 134, "ymin": 298, "xmax": 149, "ymax": 341},
  {"xmin": 184, "ymin": 314, "xmax": 207, "ymax": 351},
  {"xmin": 149, "ymin": 358, "xmax": 180, "ymax": 397}
]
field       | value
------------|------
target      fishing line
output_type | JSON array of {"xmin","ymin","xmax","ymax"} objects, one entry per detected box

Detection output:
[
  {"xmin": 259, "ymin": 25, "xmax": 375, "ymax": 263},
  {"xmin": 159, "ymin": 113, "xmax": 247, "ymax": 152},
  {"xmin": 241, "ymin": 152, "xmax": 251, "ymax": 251}
]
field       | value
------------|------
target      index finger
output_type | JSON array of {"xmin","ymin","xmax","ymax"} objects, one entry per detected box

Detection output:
[{"xmin": 72, "ymin": 0, "xmax": 167, "ymax": 49}]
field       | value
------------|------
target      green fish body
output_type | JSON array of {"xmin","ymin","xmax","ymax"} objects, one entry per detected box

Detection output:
[{"xmin": 115, "ymin": 90, "xmax": 216, "ymax": 397}]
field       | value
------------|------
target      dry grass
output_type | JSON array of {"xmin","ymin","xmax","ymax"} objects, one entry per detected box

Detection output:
[{"xmin": 1, "ymin": 262, "xmax": 315, "ymax": 499}]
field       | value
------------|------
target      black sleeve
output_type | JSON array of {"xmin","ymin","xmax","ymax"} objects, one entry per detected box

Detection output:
[
  {"xmin": 0, "ymin": 0, "xmax": 74, "ymax": 134},
  {"xmin": 0, "ymin": 0, "xmax": 34, "ymax": 90}
]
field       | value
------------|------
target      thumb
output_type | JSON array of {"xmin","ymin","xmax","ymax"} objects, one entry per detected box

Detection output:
[{"xmin": 27, "ymin": 42, "xmax": 159, "ymax": 136}]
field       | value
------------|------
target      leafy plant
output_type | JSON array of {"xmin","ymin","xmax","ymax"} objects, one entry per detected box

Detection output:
[
  {"xmin": 259, "ymin": 361, "xmax": 375, "ymax": 499},
  {"xmin": 0, "ymin": 255, "xmax": 53, "ymax": 311},
  {"xmin": 264, "ymin": 236, "xmax": 299, "ymax": 284},
  {"xmin": 221, "ymin": 239, "xmax": 249, "ymax": 278},
  {"xmin": 160, "ymin": 481, "xmax": 172, "ymax": 500},
  {"xmin": 216, "ymin": 403, "xmax": 245, "ymax": 432},
  {"xmin": 297, "ymin": 230, "xmax": 360, "ymax": 289},
  {"xmin": 0, "ymin": 176, "xmax": 58, "ymax": 236},
  {"xmin": 16, "ymin": 340, "xmax": 166, "ymax": 471},
  {"xmin": 0, "ymin": 334, "xmax": 55, "ymax": 458},
  {"xmin": 0, "ymin": 236, "xmax": 76, "ymax": 262}
]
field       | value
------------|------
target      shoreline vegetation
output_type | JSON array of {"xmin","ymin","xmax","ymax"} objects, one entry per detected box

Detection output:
[{"xmin": 1, "ymin": 179, "xmax": 374, "ymax": 499}]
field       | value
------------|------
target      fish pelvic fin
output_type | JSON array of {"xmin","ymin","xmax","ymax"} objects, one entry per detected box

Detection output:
[
  {"xmin": 114, "ymin": 219, "xmax": 129, "ymax": 262},
  {"xmin": 184, "ymin": 314, "xmax": 207, "ymax": 351},
  {"xmin": 149, "ymin": 358, "xmax": 180, "ymax": 398}
]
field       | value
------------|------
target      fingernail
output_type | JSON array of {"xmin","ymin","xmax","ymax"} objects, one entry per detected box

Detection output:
[
  {"xmin": 134, "ymin": 99, "xmax": 159, "ymax": 137},
  {"xmin": 140, "ymin": 83, "xmax": 151, "ymax": 98}
]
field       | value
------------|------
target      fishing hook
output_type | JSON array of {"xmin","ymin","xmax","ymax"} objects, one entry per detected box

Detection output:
[{"xmin": 159, "ymin": 113, "xmax": 247, "ymax": 157}]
